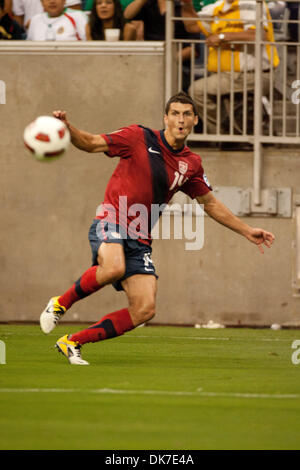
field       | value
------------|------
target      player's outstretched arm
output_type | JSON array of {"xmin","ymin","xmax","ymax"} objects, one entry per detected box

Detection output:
[
  {"xmin": 53, "ymin": 111, "xmax": 109, "ymax": 153},
  {"xmin": 196, "ymin": 192, "xmax": 275, "ymax": 254}
]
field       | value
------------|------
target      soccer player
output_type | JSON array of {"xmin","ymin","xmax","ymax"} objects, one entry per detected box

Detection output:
[{"xmin": 40, "ymin": 92, "xmax": 275, "ymax": 365}]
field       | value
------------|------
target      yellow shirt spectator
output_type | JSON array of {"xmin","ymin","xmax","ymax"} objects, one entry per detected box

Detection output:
[{"xmin": 196, "ymin": 0, "xmax": 279, "ymax": 72}]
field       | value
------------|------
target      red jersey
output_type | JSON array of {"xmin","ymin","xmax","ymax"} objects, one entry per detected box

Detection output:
[{"xmin": 97, "ymin": 125, "xmax": 212, "ymax": 244}]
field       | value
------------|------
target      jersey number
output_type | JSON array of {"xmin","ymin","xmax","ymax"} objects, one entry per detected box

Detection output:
[{"xmin": 169, "ymin": 171, "xmax": 188, "ymax": 191}]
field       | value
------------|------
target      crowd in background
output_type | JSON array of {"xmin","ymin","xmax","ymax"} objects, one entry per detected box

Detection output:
[
  {"xmin": 1, "ymin": 0, "xmax": 201, "ymax": 40},
  {"xmin": 0, "ymin": 0, "xmax": 209, "ymax": 93},
  {"xmin": 0, "ymin": 0, "xmax": 298, "ymax": 137},
  {"xmin": 0, "ymin": 0, "xmax": 298, "ymax": 42}
]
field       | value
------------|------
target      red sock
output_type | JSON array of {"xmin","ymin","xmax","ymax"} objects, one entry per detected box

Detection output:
[
  {"xmin": 58, "ymin": 266, "xmax": 102, "ymax": 310},
  {"xmin": 69, "ymin": 308, "xmax": 134, "ymax": 345}
]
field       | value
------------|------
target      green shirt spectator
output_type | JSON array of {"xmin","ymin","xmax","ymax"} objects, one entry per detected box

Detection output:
[{"xmin": 83, "ymin": 0, "xmax": 93, "ymax": 10}]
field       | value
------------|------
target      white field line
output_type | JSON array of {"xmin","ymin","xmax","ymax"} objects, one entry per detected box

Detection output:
[
  {"xmin": 132, "ymin": 335, "xmax": 230, "ymax": 341},
  {"xmin": 0, "ymin": 332, "xmax": 292, "ymax": 342},
  {"xmin": 0, "ymin": 388, "xmax": 299, "ymax": 399},
  {"xmin": 134, "ymin": 335, "xmax": 292, "ymax": 342}
]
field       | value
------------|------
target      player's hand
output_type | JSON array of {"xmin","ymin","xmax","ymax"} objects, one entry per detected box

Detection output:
[
  {"xmin": 53, "ymin": 110, "xmax": 70, "ymax": 129},
  {"xmin": 246, "ymin": 228, "xmax": 275, "ymax": 254}
]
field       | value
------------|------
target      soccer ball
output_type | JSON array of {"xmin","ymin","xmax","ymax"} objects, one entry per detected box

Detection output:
[{"xmin": 24, "ymin": 115, "xmax": 70, "ymax": 161}]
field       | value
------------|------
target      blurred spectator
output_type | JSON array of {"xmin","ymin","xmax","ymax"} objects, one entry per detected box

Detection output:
[
  {"xmin": 123, "ymin": 0, "xmax": 200, "ymax": 90},
  {"xmin": 4, "ymin": 0, "xmax": 12, "ymax": 14},
  {"xmin": 119, "ymin": 0, "xmax": 143, "ymax": 38},
  {"xmin": 27, "ymin": 0, "xmax": 87, "ymax": 40},
  {"xmin": 86, "ymin": 0, "xmax": 136, "ymax": 40},
  {"xmin": 123, "ymin": 0, "xmax": 165, "ymax": 40},
  {"xmin": 0, "ymin": 0, "xmax": 25, "ymax": 38},
  {"xmin": 182, "ymin": 0, "xmax": 280, "ymax": 134},
  {"xmin": 124, "ymin": 0, "xmax": 189, "ymax": 41},
  {"xmin": 13, "ymin": 0, "xmax": 82, "ymax": 30},
  {"xmin": 120, "ymin": 0, "xmax": 204, "ymax": 11}
]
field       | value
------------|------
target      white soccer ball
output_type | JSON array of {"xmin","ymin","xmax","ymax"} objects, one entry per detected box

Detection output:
[{"xmin": 24, "ymin": 115, "xmax": 70, "ymax": 161}]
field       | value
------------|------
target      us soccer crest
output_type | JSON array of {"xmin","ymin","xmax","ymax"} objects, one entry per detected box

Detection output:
[{"xmin": 178, "ymin": 161, "xmax": 188, "ymax": 175}]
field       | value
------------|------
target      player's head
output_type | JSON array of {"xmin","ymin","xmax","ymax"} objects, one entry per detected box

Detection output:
[
  {"xmin": 41, "ymin": 0, "xmax": 66, "ymax": 18},
  {"xmin": 165, "ymin": 92, "xmax": 198, "ymax": 117},
  {"xmin": 164, "ymin": 92, "xmax": 198, "ymax": 145}
]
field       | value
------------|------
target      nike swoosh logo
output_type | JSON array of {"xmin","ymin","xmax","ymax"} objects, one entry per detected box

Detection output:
[{"xmin": 148, "ymin": 147, "xmax": 160, "ymax": 155}]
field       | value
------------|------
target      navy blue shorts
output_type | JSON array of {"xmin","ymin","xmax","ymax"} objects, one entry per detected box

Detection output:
[{"xmin": 88, "ymin": 219, "xmax": 158, "ymax": 291}]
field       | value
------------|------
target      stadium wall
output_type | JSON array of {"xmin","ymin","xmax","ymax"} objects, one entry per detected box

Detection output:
[{"xmin": 1, "ymin": 44, "xmax": 299, "ymax": 327}]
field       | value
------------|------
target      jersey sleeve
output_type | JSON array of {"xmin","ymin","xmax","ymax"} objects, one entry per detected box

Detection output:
[
  {"xmin": 101, "ymin": 125, "xmax": 140, "ymax": 158},
  {"xmin": 180, "ymin": 163, "xmax": 212, "ymax": 199}
]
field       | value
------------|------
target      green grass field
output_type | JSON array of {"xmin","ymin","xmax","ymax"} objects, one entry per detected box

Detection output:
[{"xmin": 0, "ymin": 324, "xmax": 300, "ymax": 450}]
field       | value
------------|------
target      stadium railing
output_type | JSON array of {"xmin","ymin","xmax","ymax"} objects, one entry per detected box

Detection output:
[{"xmin": 165, "ymin": 0, "xmax": 300, "ymax": 205}]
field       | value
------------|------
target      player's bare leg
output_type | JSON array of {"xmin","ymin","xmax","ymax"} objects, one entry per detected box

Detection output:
[
  {"xmin": 40, "ymin": 243, "xmax": 126, "ymax": 334},
  {"xmin": 68, "ymin": 274, "xmax": 157, "ymax": 343},
  {"xmin": 121, "ymin": 274, "xmax": 157, "ymax": 327},
  {"xmin": 56, "ymin": 274, "xmax": 157, "ymax": 364},
  {"xmin": 95, "ymin": 242, "xmax": 126, "ymax": 286}
]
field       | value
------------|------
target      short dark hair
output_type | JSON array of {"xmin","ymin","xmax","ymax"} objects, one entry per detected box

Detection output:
[{"xmin": 165, "ymin": 91, "xmax": 198, "ymax": 116}]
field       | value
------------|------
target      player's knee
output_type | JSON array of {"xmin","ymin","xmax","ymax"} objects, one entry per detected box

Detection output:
[
  {"xmin": 143, "ymin": 303, "xmax": 156, "ymax": 322},
  {"xmin": 131, "ymin": 301, "xmax": 156, "ymax": 325},
  {"xmin": 96, "ymin": 265, "xmax": 125, "ymax": 284},
  {"xmin": 108, "ymin": 266, "xmax": 126, "ymax": 283}
]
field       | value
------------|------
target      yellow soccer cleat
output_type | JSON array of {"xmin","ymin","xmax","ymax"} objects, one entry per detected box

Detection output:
[
  {"xmin": 40, "ymin": 296, "xmax": 66, "ymax": 334},
  {"xmin": 55, "ymin": 334, "xmax": 89, "ymax": 365}
]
